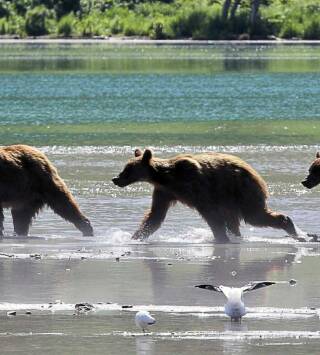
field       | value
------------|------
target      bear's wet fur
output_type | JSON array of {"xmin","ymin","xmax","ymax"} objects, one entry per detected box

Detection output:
[
  {"xmin": 302, "ymin": 152, "xmax": 320, "ymax": 189},
  {"xmin": 113, "ymin": 149, "xmax": 298, "ymax": 242},
  {"xmin": 0, "ymin": 144, "xmax": 93, "ymax": 237}
]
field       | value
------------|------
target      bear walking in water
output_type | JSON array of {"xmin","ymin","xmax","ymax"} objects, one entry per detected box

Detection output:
[
  {"xmin": 113, "ymin": 149, "xmax": 298, "ymax": 242},
  {"xmin": 0, "ymin": 144, "xmax": 93, "ymax": 237}
]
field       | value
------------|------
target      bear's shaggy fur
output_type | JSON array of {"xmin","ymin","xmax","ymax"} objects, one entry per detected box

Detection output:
[
  {"xmin": 113, "ymin": 149, "xmax": 297, "ymax": 242},
  {"xmin": 302, "ymin": 152, "xmax": 320, "ymax": 189},
  {"xmin": 0, "ymin": 144, "xmax": 93, "ymax": 237}
]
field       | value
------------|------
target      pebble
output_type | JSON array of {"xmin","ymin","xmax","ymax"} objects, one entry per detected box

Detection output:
[
  {"xmin": 75, "ymin": 303, "xmax": 95, "ymax": 313},
  {"xmin": 289, "ymin": 279, "xmax": 297, "ymax": 286},
  {"xmin": 7, "ymin": 311, "xmax": 16, "ymax": 316},
  {"xmin": 30, "ymin": 254, "xmax": 41, "ymax": 260}
]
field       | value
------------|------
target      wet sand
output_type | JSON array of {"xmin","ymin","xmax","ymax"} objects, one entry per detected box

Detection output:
[{"xmin": 1, "ymin": 241, "xmax": 320, "ymax": 354}]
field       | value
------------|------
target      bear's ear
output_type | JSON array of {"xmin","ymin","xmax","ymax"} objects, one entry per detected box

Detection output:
[
  {"xmin": 134, "ymin": 148, "xmax": 143, "ymax": 157},
  {"xmin": 316, "ymin": 152, "xmax": 320, "ymax": 159},
  {"xmin": 142, "ymin": 149, "xmax": 153, "ymax": 164}
]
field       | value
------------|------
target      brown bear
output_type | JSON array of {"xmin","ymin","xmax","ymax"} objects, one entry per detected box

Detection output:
[
  {"xmin": 112, "ymin": 149, "xmax": 298, "ymax": 242},
  {"xmin": 0, "ymin": 144, "xmax": 93, "ymax": 237},
  {"xmin": 302, "ymin": 152, "xmax": 320, "ymax": 189}
]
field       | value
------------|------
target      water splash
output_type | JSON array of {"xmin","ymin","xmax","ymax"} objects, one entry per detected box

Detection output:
[{"xmin": 151, "ymin": 228, "xmax": 213, "ymax": 244}]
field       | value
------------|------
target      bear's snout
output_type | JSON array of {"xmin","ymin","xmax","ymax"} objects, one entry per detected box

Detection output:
[
  {"xmin": 112, "ymin": 177, "xmax": 120, "ymax": 186},
  {"xmin": 112, "ymin": 177, "xmax": 127, "ymax": 187},
  {"xmin": 301, "ymin": 176, "xmax": 318, "ymax": 189},
  {"xmin": 301, "ymin": 179, "xmax": 311, "ymax": 189}
]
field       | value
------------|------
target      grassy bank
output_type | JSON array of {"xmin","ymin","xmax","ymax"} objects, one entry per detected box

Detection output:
[
  {"xmin": 1, "ymin": 120, "xmax": 320, "ymax": 146},
  {"xmin": 0, "ymin": 0, "xmax": 320, "ymax": 40}
]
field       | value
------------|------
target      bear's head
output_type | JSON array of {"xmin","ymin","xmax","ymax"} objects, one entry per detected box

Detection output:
[
  {"xmin": 112, "ymin": 149, "xmax": 153, "ymax": 187},
  {"xmin": 302, "ymin": 152, "xmax": 320, "ymax": 189}
]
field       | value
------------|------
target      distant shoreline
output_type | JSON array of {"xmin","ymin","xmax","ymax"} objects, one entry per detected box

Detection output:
[{"xmin": 1, "ymin": 38, "xmax": 320, "ymax": 45}]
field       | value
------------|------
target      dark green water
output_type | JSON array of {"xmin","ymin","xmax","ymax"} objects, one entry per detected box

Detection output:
[{"xmin": 0, "ymin": 43, "xmax": 320, "ymax": 145}]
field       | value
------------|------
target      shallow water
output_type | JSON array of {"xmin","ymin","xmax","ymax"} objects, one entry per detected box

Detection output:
[
  {"xmin": 1, "ymin": 145, "xmax": 320, "ymax": 354},
  {"xmin": 1, "ymin": 43, "xmax": 320, "ymax": 354}
]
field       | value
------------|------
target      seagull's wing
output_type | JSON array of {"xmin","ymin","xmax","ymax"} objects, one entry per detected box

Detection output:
[
  {"xmin": 195, "ymin": 284, "xmax": 222, "ymax": 292},
  {"xmin": 242, "ymin": 281, "xmax": 276, "ymax": 293},
  {"xmin": 136, "ymin": 311, "xmax": 155, "ymax": 324}
]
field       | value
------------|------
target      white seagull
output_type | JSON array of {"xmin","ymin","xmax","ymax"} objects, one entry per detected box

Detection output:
[
  {"xmin": 195, "ymin": 281, "xmax": 276, "ymax": 322},
  {"xmin": 135, "ymin": 311, "xmax": 156, "ymax": 333}
]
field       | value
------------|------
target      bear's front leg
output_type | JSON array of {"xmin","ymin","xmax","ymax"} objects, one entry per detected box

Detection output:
[
  {"xmin": 11, "ymin": 202, "xmax": 43, "ymax": 237},
  {"xmin": 11, "ymin": 208, "xmax": 32, "ymax": 237},
  {"xmin": 132, "ymin": 188, "xmax": 175, "ymax": 240}
]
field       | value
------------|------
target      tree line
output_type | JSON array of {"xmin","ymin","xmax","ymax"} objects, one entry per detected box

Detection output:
[{"xmin": 0, "ymin": 0, "xmax": 319, "ymax": 39}]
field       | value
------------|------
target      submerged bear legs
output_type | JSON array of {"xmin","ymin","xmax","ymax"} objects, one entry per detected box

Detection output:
[
  {"xmin": 226, "ymin": 222, "xmax": 241, "ymax": 237},
  {"xmin": 244, "ymin": 208, "xmax": 298, "ymax": 236},
  {"xmin": 225, "ymin": 215, "xmax": 241, "ymax": 237},
  {"xmin": 11, "ymin": 201, "xmax": 43, "ymax": 236},
  {"xmin": 132, "ymin": 188, "xmax": 175, "ymax": 240},
  {"xmin": 132, "ymin": 208, "xmax": 166, "ymax": 240},
  {"xmin": 197, "ymin": 208, "xmax": 230, "ymax": 243}
]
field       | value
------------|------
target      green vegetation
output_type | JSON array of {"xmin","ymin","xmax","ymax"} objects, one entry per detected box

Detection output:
[{"xmin": 0, "ymin": 0, "xmax": 319, "ymax": 39}]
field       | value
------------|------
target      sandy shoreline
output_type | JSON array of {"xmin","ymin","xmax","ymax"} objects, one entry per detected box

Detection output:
[{"xmin": 1, "ymin": 38, "xmax": 320, "ymax": 45}]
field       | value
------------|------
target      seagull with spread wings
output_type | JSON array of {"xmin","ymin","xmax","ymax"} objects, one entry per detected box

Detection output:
[{"xmin": 195, "ymin": 281, "xmax": 276, "ymax": 322}]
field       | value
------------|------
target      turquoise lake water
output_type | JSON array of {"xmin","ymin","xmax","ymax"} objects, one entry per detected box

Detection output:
[
  {"xmin": 0, "ymin": 43, "xmax": 320, "ymax": 145},
  {"xmin": 1, "ymin": 72, "xmax": 320, "ymax": 124}
]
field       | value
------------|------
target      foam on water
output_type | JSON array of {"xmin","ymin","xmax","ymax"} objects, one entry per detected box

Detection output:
[
  {"xmin": 150, "ymin": 228, "xmax": 213, "ymax": 244},
  {"xmin": 0, "ymin": 303, "xmax": 318, "ymax": 318},
  {"xmin": 96, "ymin": 228, "xmax": 134, "ymax": 244},
  {"xmin": 143, "ymin": 330, "xmax": 320, "ymax": 341},
  {"xmin": 0, "ymin": 332, "xmax": 65, "ymax": 337},
  {"xmin": 1, "ymin": 330, "xmax": 320, "ymax": 341},
  {"xmin": 40, "ymin": 145, "xmax": 320, "ymax": 156},
  {"xmin": 293, "ymin": 224, "xmax": 311, "ymax": 240}
]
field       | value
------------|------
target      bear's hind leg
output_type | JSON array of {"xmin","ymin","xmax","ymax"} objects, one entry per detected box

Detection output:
[
  {"xmin": 199, "ymin": 210, "xmax": 230, "ymax": 243},
  {"xmin": 245, "ymin": 208, "xmax": 297, "ymax": 237},
  {"xmin": 11, "ymin": 202, "xmax": 43, "ymax": 237},
  {"xmin": 210, "ymin": 222, "xmax": 230, "ymax": 243},
  {"xmin": 226, "ymin": 215, "xmax": 241, "ymax": 237}
]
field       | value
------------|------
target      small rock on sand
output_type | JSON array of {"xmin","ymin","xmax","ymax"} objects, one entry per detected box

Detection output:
[{"xmin": 7, "ymin": 311, "xmax": 16, "ymax": 316}]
